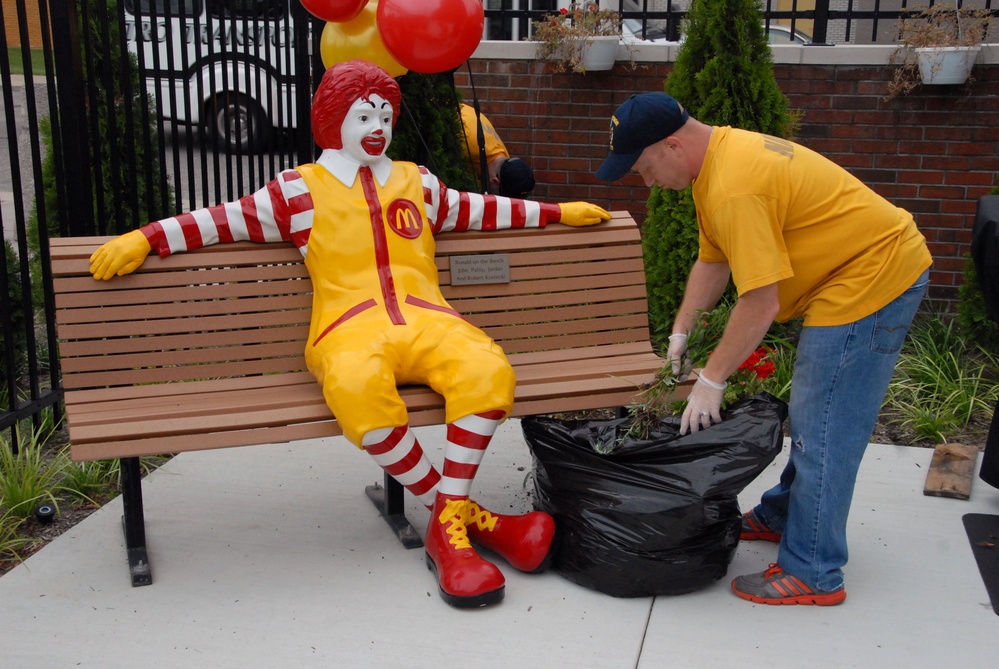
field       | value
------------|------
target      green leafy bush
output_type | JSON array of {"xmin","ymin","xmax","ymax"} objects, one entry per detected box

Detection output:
[
  {"xmin": 388, "ymin": 72, "xmax": 476, "ymax": 192},
  {"xmin": 956, "ymin": 182, "xmax": 999, "ymax": 355},
  {"xmin": 2, "ymin": 240, "xmax": 27, "ymax": 389}
]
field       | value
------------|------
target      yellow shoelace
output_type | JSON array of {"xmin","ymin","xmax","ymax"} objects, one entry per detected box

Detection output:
[
  {"xmin": 462, "ymin": 500, "xmax": 498, "ymax": 533},
  {"xmin": 437, "ymin": 499, "xmax": 472, "ymax": 549}
]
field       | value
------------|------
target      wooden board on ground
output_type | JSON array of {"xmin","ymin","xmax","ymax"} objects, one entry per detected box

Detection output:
[{"xmin": 923, "ymin": 442, "xmax": 979, "ymax": 500}]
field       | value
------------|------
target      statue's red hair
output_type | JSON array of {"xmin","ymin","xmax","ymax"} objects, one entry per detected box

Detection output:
[{"xmin": 311, "ymin": 59, "xmax": 402, "ymax": 150}]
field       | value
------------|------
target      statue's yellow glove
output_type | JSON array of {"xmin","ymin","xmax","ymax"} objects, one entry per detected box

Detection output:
[
  {"xmin": 556, "ymin": 202, "xmax": 611, "ymax": 227},
  {"xmin": 89, "ymin": 229, "xmax": 152, "ymax": 281}
]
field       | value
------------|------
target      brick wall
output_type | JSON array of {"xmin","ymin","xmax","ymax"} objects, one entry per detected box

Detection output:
[
  {"xmin": 2, "ymin": 0, "xmax": 45, "ymax": 48},
  {"xmin": 454, "ymin": 50, "xmax": 999, "ymax": 308}
]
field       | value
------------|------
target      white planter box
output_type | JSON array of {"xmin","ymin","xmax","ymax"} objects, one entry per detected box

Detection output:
[
  {"xmin": 580, "ymin": 35, "xmax": 619, "ymax": 72},
  {"xmin": 915, "ymin": 46, "xmax": 982, "ymax": 84}
]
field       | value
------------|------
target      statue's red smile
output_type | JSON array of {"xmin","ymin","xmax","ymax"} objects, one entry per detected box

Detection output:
[{"xmin": 362, "ymin": 135, "xmax": 386, "ymax": 155}]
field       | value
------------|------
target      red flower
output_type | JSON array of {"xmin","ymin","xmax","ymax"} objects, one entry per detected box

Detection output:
[
  {"xmin": 754, "ymin": 360, "xmax": 776, "ymax": 379},
  {"xmin": 560, "ymin": 7, "xmax": 568, "ymax": 14},
  {"xmin": 738, "ymin": 346, "xmax": 775, "ymax": 379}
]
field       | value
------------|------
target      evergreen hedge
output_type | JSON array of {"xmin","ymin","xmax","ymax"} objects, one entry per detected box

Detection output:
[
  {"xmin": 388, "ymin": 71, "xmax": 476, "ymax": 193},
  {"xmin": 957, "ymin": 182, "xmax": 999, "ymax": 353}
]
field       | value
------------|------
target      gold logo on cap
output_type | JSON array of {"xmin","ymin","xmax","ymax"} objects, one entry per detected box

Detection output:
[{"xmin": 609, "ymin": 115, "xmax": 619, "ymax": 151}]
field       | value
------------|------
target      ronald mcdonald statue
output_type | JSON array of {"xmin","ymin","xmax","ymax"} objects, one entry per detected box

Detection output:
[{"xmin": 89, "ymin": 59, "xmax": 611, "ymax": 608}]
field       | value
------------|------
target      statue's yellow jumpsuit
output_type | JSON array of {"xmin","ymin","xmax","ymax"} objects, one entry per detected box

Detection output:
[
  {"xmin": 300, "ymin": 161, "xmax": 517, "ymax": 445},
  {"xmin": 138, "ymin": 150, "xmax": 562, "ymax": 446}
]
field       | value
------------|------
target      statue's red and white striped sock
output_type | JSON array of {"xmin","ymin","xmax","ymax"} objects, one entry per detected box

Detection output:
[
  {"xmin": 438, "ymin": 410, "xmax": 506, "ymax": 500},
  {"xmin": 361, "ymin": 425, "xmax": 440, "ymax": 508}
]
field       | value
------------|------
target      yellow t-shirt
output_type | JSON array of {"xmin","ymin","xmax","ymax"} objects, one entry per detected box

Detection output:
[
  {"xmin": 460, "ymin": 103, "xmax": 509, "ymax": 170},
  {"xmin": 692, "ymin": 127, "xmax": 932, "ymax": 326}
]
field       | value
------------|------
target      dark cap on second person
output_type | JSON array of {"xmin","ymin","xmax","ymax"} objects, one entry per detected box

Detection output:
[
  {"xmin": 499, "ymin": 158, "xmax": 536, "ymax": 198},
  {"xmin": 595, "ymin": 93, "xmax": 689, "ymax": 182}
]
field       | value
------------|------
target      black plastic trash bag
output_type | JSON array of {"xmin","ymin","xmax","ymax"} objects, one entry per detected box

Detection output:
[{"xmin": 523, "ymin": 393, "xmax": 787, "ymax": 597}]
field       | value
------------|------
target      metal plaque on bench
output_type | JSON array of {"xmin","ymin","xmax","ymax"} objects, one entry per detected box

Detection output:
[{"xmin": 449, "ymin": 254, "xmax": 510, "ymax": 285}]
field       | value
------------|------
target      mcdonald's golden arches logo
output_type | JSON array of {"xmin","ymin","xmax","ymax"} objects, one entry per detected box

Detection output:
[{"xmin": 385, "ymin": 199, "xmax": 424, "ymax": 240}]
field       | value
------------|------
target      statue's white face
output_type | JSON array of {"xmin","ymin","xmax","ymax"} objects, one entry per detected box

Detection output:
[{"xmin": 339, "ymin": 94, "xmax": 393, "ymax": 166}]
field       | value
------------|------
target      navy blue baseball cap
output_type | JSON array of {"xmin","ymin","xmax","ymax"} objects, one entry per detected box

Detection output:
[
  {"xmin": 595, "ymin": 93, "xmax": 689, "ymax": 182},
  {"xmin": 499, "ymin": 158, "xmax": 536, "ymax": 198}
]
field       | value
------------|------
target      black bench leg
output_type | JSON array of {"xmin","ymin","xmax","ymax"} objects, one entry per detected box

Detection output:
[
  {"xmin": 365, "ymin": 472, "xmax": 423, "ymax": 549},
  {"xmin": 120, "ymin": 457, "xmax": 152, "ymax": 586}
]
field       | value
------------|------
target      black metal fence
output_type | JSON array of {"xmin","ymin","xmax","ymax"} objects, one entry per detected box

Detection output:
[
  {"xmin": 2, "ymin": 0, "xmax": 998, "ymax": 445},
  {"xmin": 484, "ymin": 0, "xmax": 999, "ymax": 45}
]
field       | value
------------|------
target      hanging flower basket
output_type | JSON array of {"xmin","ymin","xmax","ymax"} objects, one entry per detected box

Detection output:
[
  {"xmin": 533, "ymin": 2, "xmax": 623, "ymax": 74},
  {"xmin": 579, "ymin": 35, "xmax": 619, "ymax": 72},
  {"xmin": 915, "ymin": 45, "xmax": 981, "ymax": 85},
  {"xmin": 886, "ymin": 5, "xmax": 991, "ymax": 98}
]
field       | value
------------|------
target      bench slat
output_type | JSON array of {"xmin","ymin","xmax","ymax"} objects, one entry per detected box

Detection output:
[{"xmin": 57, "ymin": 324, "xmax": 312, "ymax": 358}]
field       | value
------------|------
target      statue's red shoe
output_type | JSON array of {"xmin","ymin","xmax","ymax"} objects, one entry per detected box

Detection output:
[
  {"xmin": 463, "ymin": 500, "xmax": 556, "ymax": 573},
  {"xmin": 424, "ymin": 496, "xmax": 505, "ymax": 608}
]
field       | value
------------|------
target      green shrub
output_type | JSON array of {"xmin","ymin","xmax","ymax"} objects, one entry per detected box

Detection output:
[
  {"xmin": 957, "ymin": 254, "xmax": 999, "ymax": 354},
  {"xmin": 2, "ymin": 240, "xmax": 27, "ymax": 393},
  {"xmin": 956, "ymin": 182, "xmax": 999, "ymax": 354},
  {"xmin": 388, "ymin": 72, "xmax": 476, "ymax": 192}
]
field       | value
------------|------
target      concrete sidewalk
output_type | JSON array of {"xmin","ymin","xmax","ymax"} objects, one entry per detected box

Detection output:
[{"xmin": 0, "ymin": 419, "xmax": 996, "ymax": 668}]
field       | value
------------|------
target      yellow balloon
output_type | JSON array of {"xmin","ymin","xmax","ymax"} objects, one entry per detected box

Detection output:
[{"xmin": 319, "ymin": 2, "xmax": 407, "ymax": 77}]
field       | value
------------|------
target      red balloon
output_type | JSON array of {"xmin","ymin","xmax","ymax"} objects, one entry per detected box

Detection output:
[
  {"xmin": 376, "ymin": 0, "xmax": 484, "ymax": 74},
  {"xmin": 299, "ymin": 0, "xmax": 368, "ymax": 23}
]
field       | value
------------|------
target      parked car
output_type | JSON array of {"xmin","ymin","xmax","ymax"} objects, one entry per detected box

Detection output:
[
  {"xmin": 766, "ymin": 24, "xmax": 812, "ymax": 44},
  {"xmin": 621, "ymin": 18, "xmax": 673, "ymax": 44}
]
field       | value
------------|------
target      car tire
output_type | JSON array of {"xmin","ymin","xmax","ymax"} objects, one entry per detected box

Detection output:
[{"xmin": 208, "ymin": 93, "xmax": 270, "ymax": 153}]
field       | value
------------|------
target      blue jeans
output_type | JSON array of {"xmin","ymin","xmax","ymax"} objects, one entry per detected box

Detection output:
[{"xmin": 753, "ymin": 269, "xmax": 929, "ymax": 591}]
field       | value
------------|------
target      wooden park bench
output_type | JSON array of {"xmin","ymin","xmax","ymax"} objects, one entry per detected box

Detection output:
[{"xmin": 50, "ymin": 211, "xmax": 688, "ymax": 586}]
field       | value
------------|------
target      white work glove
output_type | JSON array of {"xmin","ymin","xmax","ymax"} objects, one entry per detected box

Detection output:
[
  {"xmin": 680, "ymin": 372, "xmax": 727, "ymax": 435},
  {"xmin": 666, "ymin": 333, "xmax": 691, "ymax": 381}
]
